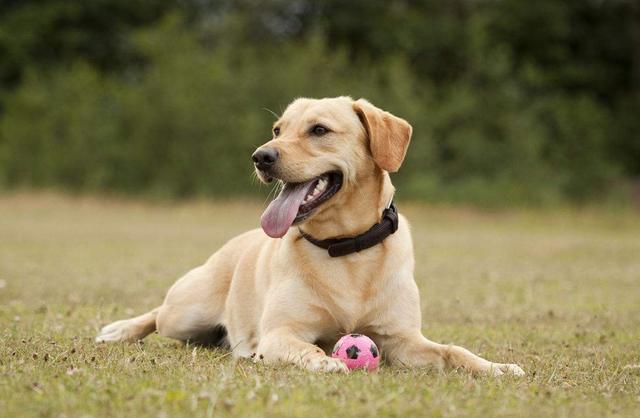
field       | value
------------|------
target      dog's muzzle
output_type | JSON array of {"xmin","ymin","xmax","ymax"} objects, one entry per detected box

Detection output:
[{"xmin": 252, "ymin": 147, "xmax": 279, "ymax": 173}]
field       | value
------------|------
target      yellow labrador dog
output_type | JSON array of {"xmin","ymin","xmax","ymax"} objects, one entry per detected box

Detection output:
[{"xmin": 96, "ymin": 97, "xmax": 524, "ymax": 376}]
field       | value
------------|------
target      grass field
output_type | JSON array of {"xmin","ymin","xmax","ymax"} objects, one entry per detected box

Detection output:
[{"xmin": 1, "ymin": 193, "xmax": 639, "ymax": 417}]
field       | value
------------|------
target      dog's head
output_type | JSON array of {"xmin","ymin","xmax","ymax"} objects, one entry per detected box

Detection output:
[{"xmin": 253, "ymin": 96, "xmax": 412, "ymax": 238}]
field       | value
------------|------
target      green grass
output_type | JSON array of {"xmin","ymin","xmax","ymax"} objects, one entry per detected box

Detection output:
[{"xmin": 1, "ymin": 193, "xmax": 639, "ymax": 417}]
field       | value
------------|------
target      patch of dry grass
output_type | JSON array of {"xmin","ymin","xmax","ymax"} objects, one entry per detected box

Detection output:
[{"xmin": 1, "ymin": 193, "xmax": 639, "ymax": 417}]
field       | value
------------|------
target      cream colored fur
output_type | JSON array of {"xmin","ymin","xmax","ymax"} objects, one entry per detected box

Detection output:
[{"xmin": 96, "ymin": 97, "xmax": 524, "ymax": 376}]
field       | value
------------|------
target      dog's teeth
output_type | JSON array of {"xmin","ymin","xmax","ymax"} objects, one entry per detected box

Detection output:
[{"xmin": 304, "ymin": 180, "xmax": 328, "ymax": 205}]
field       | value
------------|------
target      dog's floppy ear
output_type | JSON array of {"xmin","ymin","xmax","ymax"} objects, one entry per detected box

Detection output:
[{"xmin": 353, "ymin": 99, "xmax": 412, "ymax": 172}]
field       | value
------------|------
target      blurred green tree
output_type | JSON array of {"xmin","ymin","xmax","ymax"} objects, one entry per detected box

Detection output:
[{"xmin": 0, "ymin": 0, "xmax": 637, "ymax": 204}]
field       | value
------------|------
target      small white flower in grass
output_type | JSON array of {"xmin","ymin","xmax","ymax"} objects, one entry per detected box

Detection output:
[{"xmin": 66, "ymin": 367, "xmax": 80, "ymax": 376}]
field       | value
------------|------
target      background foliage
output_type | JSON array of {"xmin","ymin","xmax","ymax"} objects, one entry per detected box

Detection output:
[{"xmin": 0, "ymin": 0, "xmax": 638, "ymax": 204}]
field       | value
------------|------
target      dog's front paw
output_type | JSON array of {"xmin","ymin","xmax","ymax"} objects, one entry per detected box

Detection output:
[
  {"xmin": 253, "ymin": 349, "xmax": 348, "ymax": 373},
  {"xmin": 305, "ymin": 356, "xmax": 349, "ymax": 373},
  {"xmin": 488, "ymin": 362, "xmax": 525, "ymax": 377}
]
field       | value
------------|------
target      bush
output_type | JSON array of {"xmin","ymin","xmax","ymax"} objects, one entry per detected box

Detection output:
[{"xmin": 0, "ymin": 14, "xmax": 627, "ymax": 205}]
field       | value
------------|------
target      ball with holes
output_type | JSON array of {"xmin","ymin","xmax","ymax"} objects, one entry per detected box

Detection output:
[{"xmin": 331, "ymin": 334, "xmax": 380, "ymax": 371}]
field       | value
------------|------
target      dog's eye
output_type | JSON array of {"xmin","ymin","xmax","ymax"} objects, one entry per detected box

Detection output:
[
  {"xmin": 310, "ymin": 125, "xmax": 329, "ymax": 136},
  {"xmin": 273, "ymin": 127, "xmax": 280, "ymax": 137}
]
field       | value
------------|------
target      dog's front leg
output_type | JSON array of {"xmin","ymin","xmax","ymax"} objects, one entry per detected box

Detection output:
[
  {"xmin": 255, "ymin": 327, "xmax": 348, "ymax": 373},
  {"xmin": 382, "ymin": 330, "xmax": 525, "ymax": 376}
]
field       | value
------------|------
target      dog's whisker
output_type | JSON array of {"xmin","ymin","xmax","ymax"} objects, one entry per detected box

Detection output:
[
  {"xmin": 262, "ymin": 107, "xmax": 280, "ymax": 119},
  {"xmin": 262, "ymin": 180, "xmax": 283, "ymax": 205},
  {"xmin": 249, "ymin": 171, "xmax": 258, "ymax": 186}
]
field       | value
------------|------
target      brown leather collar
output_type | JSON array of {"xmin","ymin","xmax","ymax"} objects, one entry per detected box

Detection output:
[{"xmin": 298, "ymin": 202, "xmax": 399, "ymax": 257}]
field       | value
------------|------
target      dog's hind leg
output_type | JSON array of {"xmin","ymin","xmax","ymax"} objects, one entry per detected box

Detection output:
[
  {"xmin": 154, "ymin": 259, "xmax": 231, "ymax": 345},
  {"xmin": 97, "ymin": 249, "xmax": 233, "ymax": 345},
  {"xmin": 96, "ymin": 308, "xmax": 159, "ymax": 342}
]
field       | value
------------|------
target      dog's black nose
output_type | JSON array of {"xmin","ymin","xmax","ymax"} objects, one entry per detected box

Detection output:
[{"xmin": 252, "ymin": 147, "xmax": 279, "ymax": 171}]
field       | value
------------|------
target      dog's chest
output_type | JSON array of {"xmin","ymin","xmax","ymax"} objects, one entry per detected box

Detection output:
[{"xmin": 311, "ymin": 254, "xmax": 391, "ymax": 332}]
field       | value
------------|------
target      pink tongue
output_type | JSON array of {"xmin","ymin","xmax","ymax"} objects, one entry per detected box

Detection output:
[{"xmin": 261, "ymin": 181, "xmax": 315, "ymax": 238}]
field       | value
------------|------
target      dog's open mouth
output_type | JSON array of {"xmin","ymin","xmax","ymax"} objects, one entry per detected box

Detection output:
[{"xmin": 260, "ymin": 171, "xmax": 343, "ymax": 238}]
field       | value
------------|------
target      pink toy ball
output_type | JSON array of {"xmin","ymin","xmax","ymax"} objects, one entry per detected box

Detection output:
[{"xmin": 331, "ymin": 334, "xmax": 380, "ymax": 371}]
